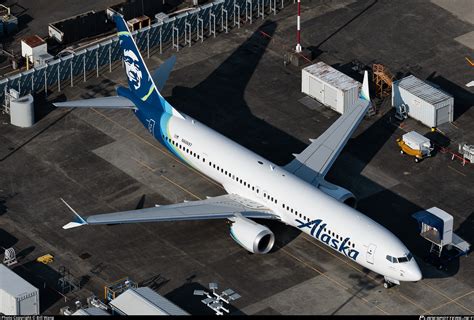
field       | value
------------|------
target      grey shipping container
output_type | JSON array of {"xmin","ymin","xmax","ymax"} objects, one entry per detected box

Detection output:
[
  {"xmin": 0, "ymin": 264, "xmax": 40, "ymax": 315},
  {"xmin": 302, "ymin": 62, "xmax": 360, "ymax": 114},
  {"xmin": 392, "ymin": 75, "xmax": 454, "ymax": 127}
]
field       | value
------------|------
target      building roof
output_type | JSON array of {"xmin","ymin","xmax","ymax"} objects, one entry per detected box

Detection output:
[
  {"xmin": 109, "ymin": 287, "xmax": 188, "ymax": 315},
  {"xmin": 21, "ymin": 35, "xmax": 46, "ymax": 48},
  {"xmin": 303, "ymin": 61, "xmax": 360, "ymax": 91},
  {"xmin": 395, "ymin": 75, "xmax": 453, "ymax": 106},
  {"xmin": 0, "ymin": 264, "xmax": 38, "ymax": 298},
  {"xmin": 72, "ymin": 307, "xmax": 110, "ymax": 316}
]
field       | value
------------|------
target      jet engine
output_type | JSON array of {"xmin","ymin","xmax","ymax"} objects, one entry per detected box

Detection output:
[
  {"xmin": 229, "ymin": 216, "xmax": 275, "ymax": 254},
  {"xmin": 318, "ymin": 180, "xmax": 357, "ymax": 208}
]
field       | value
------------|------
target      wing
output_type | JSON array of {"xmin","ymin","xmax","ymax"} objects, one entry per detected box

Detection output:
[
  {"xmin": 61, "ymin": 194, "xmax": 278, "ymax": 229},
  {"xmin": 54, "ymin": 96, "xmax": 136, "ymax": 109},
  {"xmin": 284, "ymin": 71, "xmax": 371, "ymax": 186}
]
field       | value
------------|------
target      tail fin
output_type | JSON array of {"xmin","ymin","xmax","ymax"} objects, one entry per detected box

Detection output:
[
  {"xmin": 114, "ymin": 15, "xmax": 182, "ymax": 117},
  {"xmin": 360, "ymin": 70, "xmax": 370, "ymax": 102}
]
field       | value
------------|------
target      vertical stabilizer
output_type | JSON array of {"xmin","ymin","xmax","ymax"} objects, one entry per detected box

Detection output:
[{"xmin": 114, "ymin": 15, "xmax": 182, "ymax": 117}]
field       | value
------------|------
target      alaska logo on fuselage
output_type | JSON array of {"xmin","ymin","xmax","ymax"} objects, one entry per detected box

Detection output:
[{"xmin": 296, "ymin": 218, "xmax": 360, "ymax": 260}]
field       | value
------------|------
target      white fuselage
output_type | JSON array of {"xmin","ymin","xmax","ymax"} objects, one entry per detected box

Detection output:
[{"xmin": 155, "ymin": 112, "xmax": 421, "ymax": 283}]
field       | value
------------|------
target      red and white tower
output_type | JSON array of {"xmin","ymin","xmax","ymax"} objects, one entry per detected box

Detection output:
[{"xmin": 295, "ymin": 0, "xmax": 302, "ymax": 52}]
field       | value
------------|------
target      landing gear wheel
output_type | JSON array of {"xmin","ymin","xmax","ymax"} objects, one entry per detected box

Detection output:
[
  {"xmin": 383, "ymin": 282, "xmax": 390, "ymax": 289},
  {"xmin": 400, "ymin": 150, "xmax": 404, "ymax": 155},
  {"xmin": 414, "ymin": 157, "xmax": 420, "ymax": 163}
]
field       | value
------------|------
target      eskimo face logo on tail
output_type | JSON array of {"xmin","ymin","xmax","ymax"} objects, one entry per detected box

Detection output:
[
  {"xmin": 296, "ymin": 218, "xmax": 359, "ymax": 261},
  {"xmin": 123, "ymin": 49, "xmax": 142, "ymax": 90}
]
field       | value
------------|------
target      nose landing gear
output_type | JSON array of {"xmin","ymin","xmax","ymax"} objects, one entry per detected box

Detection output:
[{"xmin": 383, "ymin": 277, "xmax": 400, "ymax": 289}]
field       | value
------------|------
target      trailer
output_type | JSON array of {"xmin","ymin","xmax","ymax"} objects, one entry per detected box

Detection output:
[
  {"xmin": 0, "ymin": 264, "xmax": 40, "ymax": 315},
  {"xmin": 392, "ymin": 75, "xmax": 454, "ymax": 128},
  {"xmin": 301, "ymin": 62, "xmax": 360, "ymax": 114}
]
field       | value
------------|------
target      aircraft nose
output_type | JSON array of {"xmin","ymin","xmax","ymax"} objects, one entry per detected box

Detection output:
[{"xmin": 407, "ymin": 261, "xmax": 423, "ymax": 281}]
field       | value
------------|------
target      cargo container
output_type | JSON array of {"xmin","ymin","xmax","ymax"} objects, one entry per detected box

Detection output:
[
  {"xmin": 302, "ymin": 62, "xmax": 360, "ymax": 114},
  {"xmin": 0, "ymin": 264, "xmax": 40, "ymax": 315},
  {"xmin": 392, "ymin": 75, "xmax": 454, "ymax": 128},
  {"xmin": 109, "ymin": 287, "xmax": 188, "ymax": 315}
]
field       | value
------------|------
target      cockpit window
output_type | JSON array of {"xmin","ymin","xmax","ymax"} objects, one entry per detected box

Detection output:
[
  {"xmin": 397, "ymin": 253, "xmax": 413, "ymax": 263},
  {"xmin": 386, "ymin": 255, "xmax": 398, "ymax": 263}
]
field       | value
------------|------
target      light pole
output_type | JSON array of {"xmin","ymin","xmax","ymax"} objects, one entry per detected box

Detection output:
[
  {"xmin": 193, "ymin": 283, "xmax": 241, "ymax": 315},
  {"xmin": 295, "ymin": 0, "xmax": 302, "ymax": 52}
]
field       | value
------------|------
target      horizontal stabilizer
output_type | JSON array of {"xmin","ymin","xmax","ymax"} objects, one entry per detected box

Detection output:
[
  {"xmin": 152, "ymin": 55, "xmax": 177, "ymax": 91},
  {"xmin": 54, "ymin": 96, "xmax": 136, "ymax": 109}
]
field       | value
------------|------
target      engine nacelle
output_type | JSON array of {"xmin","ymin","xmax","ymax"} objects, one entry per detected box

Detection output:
[
  {"xmin": 229, "ymin": 216, "xmax": 275, "ymax": 254},
  {"xmin": 318, "ymin": 180, "xmax": 357, "ymax": 208}
]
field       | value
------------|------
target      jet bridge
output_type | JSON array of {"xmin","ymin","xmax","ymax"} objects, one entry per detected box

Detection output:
[{"xmin": 412, "ymin": 207, "xmax": 470, "ymax": 258}]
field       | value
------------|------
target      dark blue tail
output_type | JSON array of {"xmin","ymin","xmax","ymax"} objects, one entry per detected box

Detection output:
[{"xmin": 114, "ymin": 15, "xmax": 179, "ymax": 116}]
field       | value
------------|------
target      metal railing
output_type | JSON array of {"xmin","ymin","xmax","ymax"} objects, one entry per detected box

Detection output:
[{"xmin": 0, "ymin": 0, "xmax": 288, "ymax": 103}]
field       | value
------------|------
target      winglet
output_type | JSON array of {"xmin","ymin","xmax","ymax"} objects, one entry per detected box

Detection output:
[
  {"xmin": 360, "ymin": 70, "xmax": 370, "ymax": 102},
  {"xmin": 60, "ymin": 198, "xmax": 88, "ymax": 229}
]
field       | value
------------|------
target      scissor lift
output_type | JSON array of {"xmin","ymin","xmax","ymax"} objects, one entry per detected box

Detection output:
[{"xmin": 412, "ymin": 207, "xmax": 470, "ymax": 265}]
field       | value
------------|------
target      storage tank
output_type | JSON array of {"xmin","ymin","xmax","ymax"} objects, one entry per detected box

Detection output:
[
  {"xmin": 302, "ymin": 62, "xmax": 360, "ymax": 114},
  {"xmin": 392, "ymin": 75, "xmax": 454, "ymax": 128},
  {"xmin": 0, "ymin": 264, "xmax": 40, "ymax": 315},
  {"xmin": 10, "ymin": 94, "xmax": 34, "ymax": 128}
]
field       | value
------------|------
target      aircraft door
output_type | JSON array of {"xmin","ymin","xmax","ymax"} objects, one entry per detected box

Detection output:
[{"xmin": 366, "ymin": 243, "xmax": 376, "ymax": 264}]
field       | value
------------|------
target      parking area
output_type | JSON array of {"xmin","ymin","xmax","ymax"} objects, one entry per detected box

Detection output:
[{"xmin": 0, "ymin": 0, "xmax": 473, "ymax": 315}]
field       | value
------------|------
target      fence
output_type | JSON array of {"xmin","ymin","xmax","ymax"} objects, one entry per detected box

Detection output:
[{"xmin": 0, "ymin": 0, "xmax": 288, "ymax": 104}]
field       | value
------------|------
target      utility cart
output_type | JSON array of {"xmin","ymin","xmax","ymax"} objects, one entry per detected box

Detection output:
[{"xmin": 397, "ymin": 131, "xmax": 433, "ymax": 163}]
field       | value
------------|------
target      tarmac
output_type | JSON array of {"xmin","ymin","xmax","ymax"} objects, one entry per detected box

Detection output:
[{"xmin": 0, "ymin": 0, "xmax": 473, "ymax": 315}]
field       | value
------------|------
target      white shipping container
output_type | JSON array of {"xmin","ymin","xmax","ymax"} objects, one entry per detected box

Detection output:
[
  {"xmin": 302, "ymin": 62, "xmax": 360, "ymax": 114},
  {"xmin": 0, "ymin": 264, "xmax": 40, "ymax": 315},
  {"xmin": 392, "ymin": 75, "xmax": 454, "ymax": 128}
]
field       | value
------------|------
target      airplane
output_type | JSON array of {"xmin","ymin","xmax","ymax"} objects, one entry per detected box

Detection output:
[{"xmin": 56, "ymin": 15, "xmax": 422, "ymax": 288}]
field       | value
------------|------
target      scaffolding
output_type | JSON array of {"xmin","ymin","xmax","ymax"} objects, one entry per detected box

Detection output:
[
  {"xmin": 372, "ymin": 64, "xmax": 393, "ymax": 98},
  {"xmin": 104, "ymin": 277, "xmax": 138, "ymax": 302}
]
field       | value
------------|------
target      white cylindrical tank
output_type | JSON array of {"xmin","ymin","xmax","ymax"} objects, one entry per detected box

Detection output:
[{"xmin": 10, "ymin": 94, "xmax": 34, "ymax": 128}]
